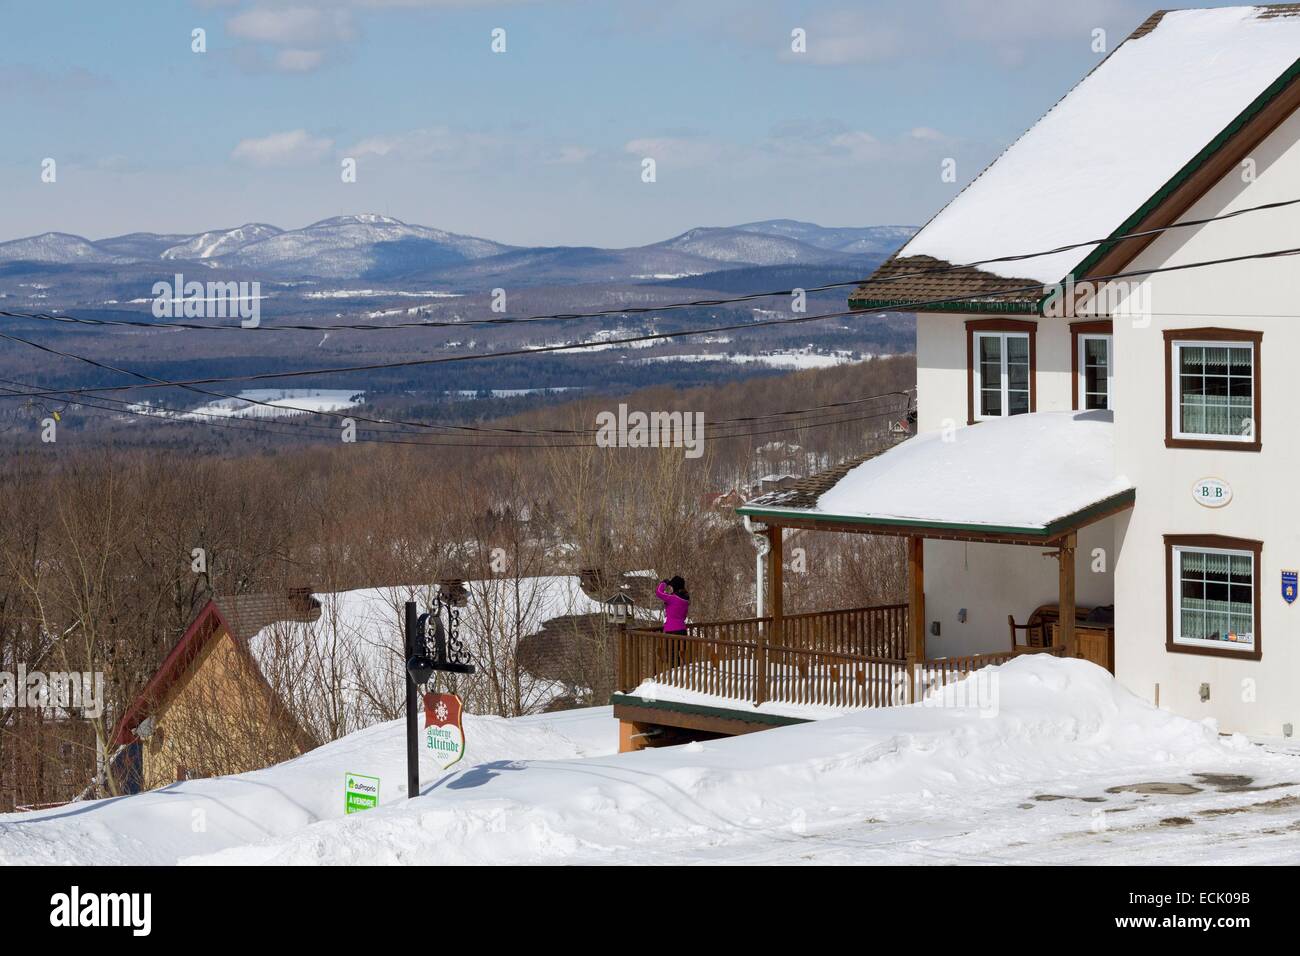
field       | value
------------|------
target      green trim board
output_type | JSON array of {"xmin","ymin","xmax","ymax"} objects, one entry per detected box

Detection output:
[
  {"xmin": 847, "ymin": 296, "xmax": 1039, "ymax": 314},
  {"xmin": 737, "ymin": 488, "xmax": 1136, "ymax": 540},
  {"xmin": 610, "ymin": 693, "xmax": 809, "ymax": 727}
]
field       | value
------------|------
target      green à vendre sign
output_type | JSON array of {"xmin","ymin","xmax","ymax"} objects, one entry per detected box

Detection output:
[{"xmin": 344, "ymin": 772, "xmax": 380, "ymax": 814}]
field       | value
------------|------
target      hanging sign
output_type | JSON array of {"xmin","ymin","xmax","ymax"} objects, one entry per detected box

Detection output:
[
  {"xmin": 344, "ymin": 772, "xmax": 380, "ymax": 814},
  {"xmin": 423, "ymin": 692, "xmax": 466, "ymax": 770},
  {"xmin": 1283, "ymin": 570, "xmax": 1298, "ymax": 606},
  {"xmin": 1191, "ymin": 477, "xmax": 1232, "ymax": 508}
]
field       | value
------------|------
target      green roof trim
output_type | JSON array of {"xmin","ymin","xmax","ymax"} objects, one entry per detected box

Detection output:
[
  {"xmin": 847, "ymin": 295, "xmax": 1039, "ymax": 314},
  {"xmin": 1069, "ymin": 57, "xmax": 1300, "ymax": 283},
  {"xmin": 610, "ymin": 692, "xmax": 809, "ymax": 727},
  {"xmin": 737, "ymin": 488, "xmax": 1136, "ymax": 539}
]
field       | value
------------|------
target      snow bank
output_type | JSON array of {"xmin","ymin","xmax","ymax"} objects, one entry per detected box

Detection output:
[
  {"xmin": 812, "ymin": 410, "xmax": 1131, "ymax": 529},
  {"xmin": 176, "ymin": 658, "xmax": 1256, "ymax": 865},
  {"xmin": 0, "ymin": 708, "xmax": 615, "ymax": 866}
]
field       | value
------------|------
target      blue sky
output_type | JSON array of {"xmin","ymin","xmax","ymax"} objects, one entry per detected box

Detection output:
[{"xmin": 0, "ymin": 0, "xmax": 1192, "ymax": 246}]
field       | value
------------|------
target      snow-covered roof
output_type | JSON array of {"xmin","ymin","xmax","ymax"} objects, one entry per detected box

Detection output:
[
  {"xmin": 852, "ymin": 6, "xmax": 1300, "ymax": 308},
  {"xmin": 741, "ymin": 411, "xmax": 1134, "ymax": 536},
  {"xmin": 247, "ymin": 576, "xmax": 608, "ymax": 739}
]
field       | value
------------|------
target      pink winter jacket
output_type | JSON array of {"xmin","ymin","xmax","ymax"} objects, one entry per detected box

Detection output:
[{"xmin": 655, "ymin": 581, "xmax": 690, "ymax": 633}]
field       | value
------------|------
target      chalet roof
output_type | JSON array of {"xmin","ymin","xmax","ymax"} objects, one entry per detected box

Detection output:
[
  {"xmin": 741, "ymin": 452, "xmax": 880, "ymax": 511},
  {"xmin": 211, "ymin": 590, "xmax": 321, "ymax": 641},
  {"xmin": 111, "ymin": 589, "xmax": 320, "ymax": 746},
  {"xmin": 738, "ymin": 411, "xmax": 1135, "ymax": 542},
  {"xmin": 851, "ymin": 5, "xmax": 1300, "ymax": 313}
]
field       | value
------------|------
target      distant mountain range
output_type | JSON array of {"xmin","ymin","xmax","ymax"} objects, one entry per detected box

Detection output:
[{"xmin": 0, "ymin": 215, "xmax": 914, "ymax": 287}]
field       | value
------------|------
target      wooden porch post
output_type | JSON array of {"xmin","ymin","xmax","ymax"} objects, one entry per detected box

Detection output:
[
  {"xmin": 1058, "ymin": 532, "xmax": 1077, "ymax": 659},
  {"xmin": 906, "ymin": 536, "xmax": 925, "ymax": 703},
  {"xmin": 760, "ymin": 524, "xmax": 783, "ymax": 706}
]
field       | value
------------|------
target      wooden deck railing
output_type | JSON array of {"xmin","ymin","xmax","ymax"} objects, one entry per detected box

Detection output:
[
  {"xmin": 618, "ymin": 607, "xmax": 1064, "ymax": 711},
  {"xmin": 619, "ymin": 604, "xmax": 910, "ymax": 709}
]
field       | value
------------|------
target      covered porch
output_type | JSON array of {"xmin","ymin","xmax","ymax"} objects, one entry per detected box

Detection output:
[{"xmin": 613, "ymin": 411, "xmax": 1135, "ymax": 750}]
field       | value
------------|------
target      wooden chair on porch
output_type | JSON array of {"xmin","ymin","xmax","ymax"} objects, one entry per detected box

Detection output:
[{"xmin": 1008, "ymin": 604, "xmax": 1093, "ymax": 653}]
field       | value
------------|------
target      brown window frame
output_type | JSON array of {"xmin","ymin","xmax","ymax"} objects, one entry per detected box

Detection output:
[
  {"xmin": 1163, "ymin": 327, "xmax": 1262, "ymax": 452},
  {"xmin": 1164, "ymin": 533, "xmax": 1262, "ymax": 661},
  {"xmin": 1070, "ymin": 319, "xmax": 1112, "ymax": 411},
  {"xmin": 965, "ymin": 318, "xmax": 1037, "ymax": 425}
]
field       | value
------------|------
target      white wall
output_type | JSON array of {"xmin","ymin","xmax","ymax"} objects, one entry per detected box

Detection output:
[
  {"xmin": 922, "ymin": 520, "xmax": 1116, "ymax": 658},
  {"xmin": 909, "ymin": 103, "xmax": 1300, "ymax": 735},
  {"xmin": 913, "ymin": 310, "xmax": 1114, "ymax": 660},
  {"xmin": 915, "ymin": 312, "xmax": 1076, "ymax": 433},
  {"xmin": 1111, "ymin": 107, "xmax": 1300, "ymax": 736}
]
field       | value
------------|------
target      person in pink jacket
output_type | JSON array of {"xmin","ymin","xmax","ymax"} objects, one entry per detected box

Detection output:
[{"xmin": 656, "ymin": 576, "xmax": 690, "ymax": 634}]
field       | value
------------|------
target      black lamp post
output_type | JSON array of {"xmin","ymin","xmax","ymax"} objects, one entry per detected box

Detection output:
[{"xmin": 404, "ymin": 581, "xmax": 476, "ymax": 799}]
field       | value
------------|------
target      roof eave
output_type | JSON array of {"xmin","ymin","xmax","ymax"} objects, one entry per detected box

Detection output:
[
  {"xmin": 737, "ymin": 487, "xmax": 1136, "ymax": 542},
  {"xmin": 848, "ymin": 294, "xmax": 1042, "ymax": 315}
]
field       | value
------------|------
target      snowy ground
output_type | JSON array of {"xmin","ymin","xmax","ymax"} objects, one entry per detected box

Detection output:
[{"xmin": 4, "ymin": 658, "xmax": 1299, "ymax": 865}]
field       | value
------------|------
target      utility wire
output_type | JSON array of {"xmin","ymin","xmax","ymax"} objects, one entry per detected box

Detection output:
[
  {"xmin": 0, "ymin": 329, "xmax": 913, "ymax": 438},
  {"xmin": 0, "ymin": 376, "xmax": 910, "ymax": 449},
  {"xmin": 4, "ymin": 241, "xmax": 1299, "ymax": 403}
]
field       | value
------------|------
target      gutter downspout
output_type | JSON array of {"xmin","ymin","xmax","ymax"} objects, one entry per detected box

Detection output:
[{"xmin": 742, "ymin": 515, "xmax": 770, "ymax": 619}]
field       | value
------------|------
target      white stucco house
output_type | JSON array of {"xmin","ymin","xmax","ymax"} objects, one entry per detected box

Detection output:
[
  {"xmin": 610, "ymin": 5, "xmax": 1300, "ymax": 750},
  {"xmin": 735, "ymin": 5, "xmax": 1300, "ymax": 738}
]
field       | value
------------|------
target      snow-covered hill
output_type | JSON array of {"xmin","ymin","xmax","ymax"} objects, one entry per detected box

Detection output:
[
  {"xmin": 160, "ymin": 223, "xmax": 283, "ymax": 260},
  {"xmin": 220, "ymin": 215, "xmax": 514, "ymax": 278},
  {"xmin": 732, "ymin": 219, "xmax": 917, "ymax": 256},
  {"xmin": 4, "ymin": 657, "xmax": 1299, "ymax": 866},
  {"xmin": 649, "ymin": 226, "xmax": 850, "ymax": 266},
  {"xmin": 0, "ymin": 232, "xmax": 126, "ymax": 265},
  {"xmin": 0, "ymin": 216, "xmax": 906, "ymax": 282}
]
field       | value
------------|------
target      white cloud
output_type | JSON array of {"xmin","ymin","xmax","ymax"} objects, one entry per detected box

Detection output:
[
  {"xmin": 274, "ymin": 48, "xmax": 327, "ymax": 72},
  {"xmin": 624, "ymin": 137, "xmax": 724, "ymax": 168},
  {"xmin": 828, "ymin": 130, "xmax": 882, "ymax": 161},
  {"xmin": 779, "ymin": 11, "xmax": 903, "ymax": 66},
  {"xmin": 908, "ymin": 126, "xmax": 947, "ymax": 142},
  {"xmin": 226, "ymin": 6, "xmax": 354, "ymax": 45},
  {"xmin": 231, "ymin": 129, "xmax": 334, "ymax": 166},
  {"xmin": 544, "ymin": 145, "xmax": 594, "ymax": 165}
]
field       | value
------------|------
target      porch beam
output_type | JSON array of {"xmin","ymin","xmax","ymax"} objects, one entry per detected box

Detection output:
[
  {"xmin": 1058, "ymin": 532, "xmax": 1077, "ymax": 659},
  {"xmin": 761, "ymin": 524, "xmax": 783, "ymax": 706},
  {"xmin": 906, "ymin": 536, "xmax": 925, "ymax": 703}
]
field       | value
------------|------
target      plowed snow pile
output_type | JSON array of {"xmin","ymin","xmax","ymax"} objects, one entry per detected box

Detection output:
[{"xmin": 3, "ymin": 658, "xmax": 1297, "ymax": 865}]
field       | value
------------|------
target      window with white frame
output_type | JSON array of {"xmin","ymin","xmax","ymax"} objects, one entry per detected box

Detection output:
[
  {"xmin": 1172, "ymin": 544, "xmax": 1255, "ymax": 653},
  {"xmin": 1172, "ymin": 339, "xmax": 1255, "ymax": 441},
  {"xmin": 1078, "ymin": 333, "xmax": 1112, "ymax": 410},
  {"xmin": 973, "ymin": 331, "xmax": 1030, "ymax": 420}
]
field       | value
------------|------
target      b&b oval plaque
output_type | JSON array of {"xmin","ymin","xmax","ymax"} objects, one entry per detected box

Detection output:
[{"xmin": 1192, "ymin": 477, "xmax": 1232, "ymax": 509}]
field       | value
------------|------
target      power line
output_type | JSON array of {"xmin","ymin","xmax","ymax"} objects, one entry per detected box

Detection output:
[
  {"xmin": 0, "ymin": 361, "xmax": 913, "ymax": 446},
  {"xmin": 0, "ymin": 328, "xmax": 913, "ymax": 438},
  {"xmin": 4, "ymin": 193, "xmax": 1298, "ymax": 335},
  {"xmin": 0, "ymin": 375, "xmax": 910, "ymax": 449},
  {"xmin": 5, "ymin": 241, "xmax": 1299, "ymax": 403}
]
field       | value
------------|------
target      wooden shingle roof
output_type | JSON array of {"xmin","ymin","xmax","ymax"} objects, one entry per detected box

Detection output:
[
  {"xmin": 211, "ymin": 590, "xmax": 321, "ymax": 641},
  {"xmin": 740, "ymin": 450, "xmax": 881, "ymax": 512},
  {"xmin": 847, "ymin": 254, "xmax": 1042, "ymax": 314}
]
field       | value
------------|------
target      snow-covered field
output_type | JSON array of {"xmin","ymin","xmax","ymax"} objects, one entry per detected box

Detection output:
[
  {"xmin": 640, "ymin": 348, "xmax": 869, "ymax": 370},
  {"xmin": 4, "ymin": 658, "xmax": 1299, "ymax": 865},
  {"xmin": 127, "ymin": 389, "xmax": 364, "ymax": 421}
]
